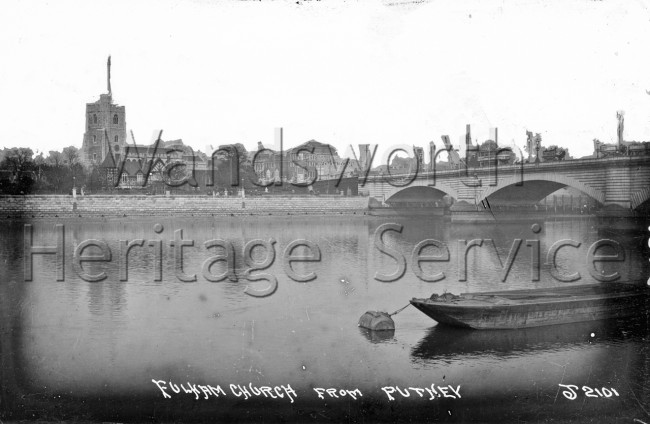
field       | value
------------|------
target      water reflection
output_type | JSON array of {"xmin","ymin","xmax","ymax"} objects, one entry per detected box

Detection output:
[
  {"xmin": 411, "ymin": 317, "xmax": 649, "ymax": 361},
  {"xmin": 359, "ymin": 328, "xmax": 396, "ymax": 344},
  {"xmin": 408, "ymin": 317, "xmax": 650, "ymax": 406},
  {"xmin": 1, "ymin": 215, "xmax": 648, "ymax": 421}
]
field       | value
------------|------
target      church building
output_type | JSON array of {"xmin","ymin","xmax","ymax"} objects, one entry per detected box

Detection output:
[
  {"xmin": 81, "ymin": 56, "xmax": 127, "ymax": 166},
  {"xmin": 82, "ymin": 57, "xmax": 210, "ymax": 191}
]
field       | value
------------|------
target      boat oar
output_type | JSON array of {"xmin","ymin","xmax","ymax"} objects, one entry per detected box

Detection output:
[{"xmin": 358, "ymin": 303, "xmax": 411, "ymax": 331}]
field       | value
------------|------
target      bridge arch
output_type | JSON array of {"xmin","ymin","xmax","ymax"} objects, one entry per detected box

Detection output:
[
  {"xmin": 384, "ymin": 179, "xmax": 459, "ymax": 204},
  {"xmin": 479, "ymin": 173, "xmax": 606, "ymax": 205}
]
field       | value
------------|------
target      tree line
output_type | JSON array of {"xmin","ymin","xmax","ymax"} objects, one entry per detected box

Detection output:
[
  {"xmin": 0, "ymin": 146, "xmax": 86, "ymax": 194},
  {"xmin": 0, "ymin": 144, "xmax": 261, "ymax": 195}
]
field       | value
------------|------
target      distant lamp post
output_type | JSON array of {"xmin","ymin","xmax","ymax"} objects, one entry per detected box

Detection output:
[{"xmin": 534, "ymin": 134, "xmax": 541, "ymax": 165}]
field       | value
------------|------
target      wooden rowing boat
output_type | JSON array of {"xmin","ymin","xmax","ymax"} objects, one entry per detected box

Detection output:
[{"xmin": 410, "ymin": 283, "xmax": 649, "ymax": 330}]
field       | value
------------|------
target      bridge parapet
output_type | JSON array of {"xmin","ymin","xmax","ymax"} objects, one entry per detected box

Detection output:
[{"xmin": 363, "ymin": 156, "xmax": 650, "ymax": 211}]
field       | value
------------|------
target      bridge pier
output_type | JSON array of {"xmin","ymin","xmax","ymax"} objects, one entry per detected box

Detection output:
[{"xmin": 603, "ymin": 165, "xmax": 632, "ymax": 210}]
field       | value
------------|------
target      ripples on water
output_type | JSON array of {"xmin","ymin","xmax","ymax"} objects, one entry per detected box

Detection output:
[{"xmin": 1, "ymin": 215, "xmax": 648, "ymax": 421}]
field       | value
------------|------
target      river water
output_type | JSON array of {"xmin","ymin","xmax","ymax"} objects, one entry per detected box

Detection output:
[{"xmin": 1, "ymin": 215, "xmax": 649, "ymax": 422}]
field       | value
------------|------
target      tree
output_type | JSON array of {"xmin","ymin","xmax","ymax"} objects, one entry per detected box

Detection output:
[
  {"xmin": 34, "ymin": 152, "xmax": 46, "ymax": 167},
  {"xmin": 1, "ymin": 147, "xmax": 34, "ymax": 173},
  {"xmin": 61, "ymin": 146, "xmax": 80, "ymax": 166},
  {"xmin": 0, "ymin": 147, "xmax": 35, "ymax": 194},
  {"xmin": 46, "ymin": 151, "xmax": 64, "ymax": 167},
  {"xmin": 211, "ymin": 143, "xmax": 258, "ymax": 190}
]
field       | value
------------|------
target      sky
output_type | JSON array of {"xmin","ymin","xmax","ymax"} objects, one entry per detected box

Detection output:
[{"xmin": 1, "ymin": 0, "xmax": 650, "ymax": 162}]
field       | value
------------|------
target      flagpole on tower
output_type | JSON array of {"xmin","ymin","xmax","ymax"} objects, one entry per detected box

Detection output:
[{"xmin": 107, "ymin": 55, "xmax": 112, "ymax": 98}]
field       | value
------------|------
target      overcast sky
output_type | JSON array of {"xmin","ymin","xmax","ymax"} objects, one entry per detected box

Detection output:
[{"xmin": 1, "ymin": 0, "xmax": 650, "ymax": 161}]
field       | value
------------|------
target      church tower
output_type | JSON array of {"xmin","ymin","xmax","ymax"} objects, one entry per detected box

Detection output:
[{"xmin": 81, "ymin": 56, "xmax": 127, "ymax": 166}]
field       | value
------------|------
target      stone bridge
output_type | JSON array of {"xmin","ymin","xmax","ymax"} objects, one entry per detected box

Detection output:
[{"xmin": 363, "ymin": 156, "xmax": 650, "ymax": 212}]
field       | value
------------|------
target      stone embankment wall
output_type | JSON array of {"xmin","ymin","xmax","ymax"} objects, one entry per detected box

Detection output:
[{"xmin": 0, "ymin": 195, "xmax": 370, "ymax": 218}]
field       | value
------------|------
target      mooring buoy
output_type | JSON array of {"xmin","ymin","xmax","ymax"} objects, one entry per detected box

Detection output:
[
  {"xmin": 358, "ymin": 303, "xmax": 411, "ymax": 331},
  {"xmin": 358, "ymin": 311, "xmax": 395, "ymax": 331}
]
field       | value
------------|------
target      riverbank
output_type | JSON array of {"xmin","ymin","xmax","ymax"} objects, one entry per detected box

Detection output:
[{"xmin": 0, "ymin": 195, "xmax": 370, "ymax": 218}]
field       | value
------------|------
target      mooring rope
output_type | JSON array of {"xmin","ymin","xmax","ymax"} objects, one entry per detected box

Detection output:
[{"xmin": 389, "ymin": 303, "xmax": 411, "ymax": 316}]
